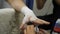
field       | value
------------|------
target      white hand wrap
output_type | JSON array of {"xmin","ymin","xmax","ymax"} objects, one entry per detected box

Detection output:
[{"xmin": 20, "ymin": 6, "xmax": 38, "ymax": 22}]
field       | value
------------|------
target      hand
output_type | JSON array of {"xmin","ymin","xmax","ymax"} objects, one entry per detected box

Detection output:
[
  {"xmin": 20, "ymin": 6, "xmax": 50, "ymax": 29},
  {"xmin": 20, "ymin": 14, "xmax": 50, "ymax": 29}
]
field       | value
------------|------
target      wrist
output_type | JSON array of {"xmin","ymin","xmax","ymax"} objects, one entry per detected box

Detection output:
[{"xmin": 20, "ymin": 6, "xmax": 35, "ymax": 16}]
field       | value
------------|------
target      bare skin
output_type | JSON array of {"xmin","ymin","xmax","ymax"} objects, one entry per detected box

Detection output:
[
  {"xmin": 36, "ymin": 0, "xmax": 46, "ymax": 9},
  {"xmin": 55, "ymin": 0, "xmax": 60, "ymax": 5},
  {"xmin": 6, "ymin": 0, "xmax": 25, "ymax": 11}
]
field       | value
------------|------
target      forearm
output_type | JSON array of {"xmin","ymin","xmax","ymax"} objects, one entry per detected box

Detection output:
[
  {"xmin": 6, "ymin": 0, "xmax": 36, "ymax": 17},
  {"xmin": 6, "ymin": 0, "xmax": 26, "ymax": 11}
]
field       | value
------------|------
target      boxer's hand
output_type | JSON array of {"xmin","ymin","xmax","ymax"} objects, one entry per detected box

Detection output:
[{"xmin": 20, "ymin": 6, "xmax": 50, "ymax": 29}]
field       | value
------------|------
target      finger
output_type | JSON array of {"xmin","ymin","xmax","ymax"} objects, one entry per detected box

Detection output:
[
  {"xmin": 33, "ymin": 19, "xmax": 50, "ymax": 25},
  {"xmin": 33, "ymin": 19, "xmax": 44, "ymax": 25},
  {"xmin": 20, "ymin": 21, "xmax": 27, "ymax": 30},
  {"xmin": 24, "ymin": 29, "xmax": 27, "ymax": 34},
  {"xmin": 20, "ymin": 16, "xmax": 28, "ymax": 29},
  {"xmin": 39, "ymin": 19, "xmax": 50, "ymax": 24},
  {"xmin": 20, "ymin": 23, "xmax": 25, "ymax": 30}
]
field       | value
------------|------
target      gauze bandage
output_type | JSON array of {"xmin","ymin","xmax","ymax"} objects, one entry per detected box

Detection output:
[{"xmin": 20, "ymin": 6, "xmax": 38, "ymax": 22}]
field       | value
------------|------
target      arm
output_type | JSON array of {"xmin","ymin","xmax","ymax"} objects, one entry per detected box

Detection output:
[
  {"xmin": 6, "ymin": 0, "xmax": 26, "ymax": 11},
  {"xmin": 6, "ymin": 0, "xmax": 37, "ymax": 16},
  {"xmin": 36, "ymin": 0, "xmax": 46, "ymax": 9}
]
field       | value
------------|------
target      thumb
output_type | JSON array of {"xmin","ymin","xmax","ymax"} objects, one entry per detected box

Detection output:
[
  {"xmin": 20, "ymin": 16, "xmax": 29, "ymax": 29},
  {"xmin": 20, "ymin": 22, "xmax": 26, "ymax": 30}
]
